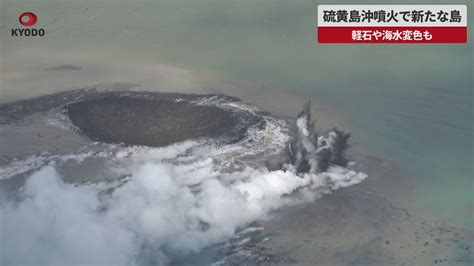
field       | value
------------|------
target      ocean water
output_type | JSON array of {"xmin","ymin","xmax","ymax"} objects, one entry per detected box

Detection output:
[
  {"xmin": 1, "ymin": 0, "xmax": 472, "ymax": 231},
  {"xmin": 0, "ymin": 93, "xmax": 368, "ymax": 264}
]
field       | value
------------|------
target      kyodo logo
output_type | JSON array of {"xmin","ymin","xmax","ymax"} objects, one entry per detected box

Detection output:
[{"xmin": 11, "ymin": 12, "xmax": 45, "ymax": 37}]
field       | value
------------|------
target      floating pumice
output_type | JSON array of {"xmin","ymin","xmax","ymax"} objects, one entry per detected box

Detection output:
[{"xmin": 45, "ymin": 64, "xmax": 82, "ymax": 71}]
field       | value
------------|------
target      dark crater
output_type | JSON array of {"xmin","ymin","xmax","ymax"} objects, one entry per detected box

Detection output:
[
  {"xmin": 67, "ymin": 97, "xmax": 242, "ymax": 147},
  {"xmin": 0, "ymin": 88, "xmax": 266, "ymax": 147}
]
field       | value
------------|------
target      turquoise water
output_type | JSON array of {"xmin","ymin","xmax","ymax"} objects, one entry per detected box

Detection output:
[{"xmin": 1, "ymin": 0, "xmax": 472, "ymax": 228}]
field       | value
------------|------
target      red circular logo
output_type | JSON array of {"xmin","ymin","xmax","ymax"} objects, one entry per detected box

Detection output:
[{"xmin": 19, "ymin": 12, "xmax": 37, "ymax": 27}]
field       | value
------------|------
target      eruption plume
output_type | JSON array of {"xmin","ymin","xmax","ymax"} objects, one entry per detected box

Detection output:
[{"xmin": 288, "ymin": 101, "xmax": 351, "ymax": 174}]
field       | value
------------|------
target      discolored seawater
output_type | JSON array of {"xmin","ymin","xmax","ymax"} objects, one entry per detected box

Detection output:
[{"xmin": 1, "ymin": 0, "xmax": 472, "ymax": 230}]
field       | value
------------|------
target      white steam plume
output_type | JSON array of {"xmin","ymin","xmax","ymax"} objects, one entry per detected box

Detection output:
[{"xmin": 0, "ymin": 142, "xmax": 365, "ymax": 265}]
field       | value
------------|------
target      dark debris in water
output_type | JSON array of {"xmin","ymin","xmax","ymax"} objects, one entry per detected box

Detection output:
[{"xmin": 286, "ymin": 100, "xmax": 352, "ymax": 174}]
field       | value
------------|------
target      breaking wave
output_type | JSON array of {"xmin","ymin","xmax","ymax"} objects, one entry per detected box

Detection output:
[{"xmin": 0, "ymin": 93, "xmax": 366, "ymax": 265}]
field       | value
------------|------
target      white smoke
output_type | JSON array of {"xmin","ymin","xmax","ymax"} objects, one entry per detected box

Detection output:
[{"xmin": 0, "ymin": 142, "xmax": 366, "ymax": 265}]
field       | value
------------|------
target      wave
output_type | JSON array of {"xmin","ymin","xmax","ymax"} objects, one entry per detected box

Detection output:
[{"xmin": 0, "ymin": 92, "xmax": 367, "ymax": 265}]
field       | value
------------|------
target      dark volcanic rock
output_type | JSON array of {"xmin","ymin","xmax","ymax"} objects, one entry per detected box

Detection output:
[
  {"xmin": 66, "ymin": 97, "xmax": 239, "ymax": 147},
  {"xmin": 0, "ymin": 88, "xmax": 266, "ymax": 147}
]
